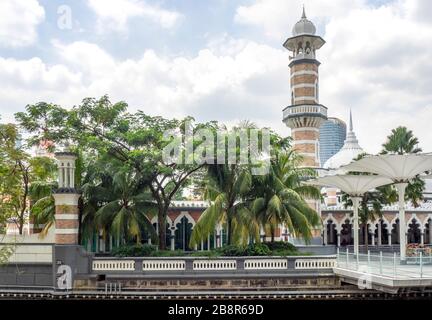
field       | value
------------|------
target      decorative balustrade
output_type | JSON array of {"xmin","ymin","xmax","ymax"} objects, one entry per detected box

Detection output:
[
  {"xmin": 193, "ymin": 260, "xmax": 237, "ymax": 271},
  {"xmin": 91, "ymin": 256, "xmax": 337, "ymax": 273},
  {"xmin": 92, "ymin": 260, "xmax": 135, "ymax": 271},
  {"xmin": 295, "ymin": 259, "xmax": 337, "ymax": 270},
  {"xmin": 142, "ymin": 260, "xmax": 185, "ymax": 271},
  {"xmin": 283, "ymin": 104, "xmax": 328, "ymax": 120},
  {"xmin": 244, "ymin": 259, "xmax": 287, "ymax": 270}
]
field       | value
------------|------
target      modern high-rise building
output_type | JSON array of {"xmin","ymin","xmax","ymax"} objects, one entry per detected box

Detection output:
[{"xmin": 319, "ymin": 117, "xmax": 347, "ymax": 166}]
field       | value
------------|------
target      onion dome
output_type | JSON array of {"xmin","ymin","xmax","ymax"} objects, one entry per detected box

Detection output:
[{"xmin": 292, "ymin": 6, "xmax": 317, "ymax": 36}]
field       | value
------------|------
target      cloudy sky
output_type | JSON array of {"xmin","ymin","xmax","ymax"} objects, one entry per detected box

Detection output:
[{"xmin": 0, "ymin": 0, "xmax": 431, "ymax": 154}]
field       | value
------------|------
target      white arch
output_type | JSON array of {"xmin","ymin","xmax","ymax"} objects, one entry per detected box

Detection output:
[
  {"xmin": 390, "ymin": 214, "xmax": 399, "ymax": 227},
  {"xmin": 323, "ymin": 214, "xmax": 343, "ymax": 233},
  {"xmin": 407, "ymin": 213, "xmax": 424, "ymax": 232},
  {"xmin": 173, "ymin": 211, "xmax": 196, "ymax": 230},
  {"xmin": 151, "ymin": 216, "xmax": 172, "ymax": 226}
]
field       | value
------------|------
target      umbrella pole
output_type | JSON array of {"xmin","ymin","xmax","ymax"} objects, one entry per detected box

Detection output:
[
  {"xmin": 396, "ymin": 183, "xmax": 408, "ymax": 262},
  {"xmin": 352, "ymin": 196, "xmax": 361, "ymax": 257}
]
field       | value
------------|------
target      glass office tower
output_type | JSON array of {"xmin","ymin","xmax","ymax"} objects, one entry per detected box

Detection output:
[{"xmin": 319, "ymin": 117, "xmax": 346, "ymax": 166}]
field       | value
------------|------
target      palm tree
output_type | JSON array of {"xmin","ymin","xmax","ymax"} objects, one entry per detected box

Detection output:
[
  {"xmin": 250, "ymin": 150, "xmax": 321, "ymax": 243},
  {"xmin": 382, "ymin": 126, "xmax": 425, "ymax": 207},
  {"xmin": 382, "ymin": 126, "xmax": 422, "ymax": 155},
  {"xmin": 190, "ymin": 163, "xmax": 257, "ymax": 247},
  {"xmin": 94, "ymin": 165, "xmax": 157, "ymax": 244},
  {"xmin": 29, "ymin": 181, "xmax": 56, "ymax": 237}
]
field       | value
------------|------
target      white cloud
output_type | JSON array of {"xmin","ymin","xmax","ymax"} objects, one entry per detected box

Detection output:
[
  {"xmin": 1, "ymin": 0, "xmax": 432, "ymax": 156},
  {"xmin": 234, "ymin": 0, "xmax": 432, "ymax": 154},
  {"xmin": 0, "ymin": 0, "xmax": 45, "ymax": 47},
  {"xmin": 87, "ymin": 0, "xmax": 183, "ymax": 32},
  {"xmin": 235, "ymin": 0, "xmax": 366, "ymax": 40},
  {"xmin": 0, "ymin": 37, "xmax": 288, "ymax": 132}
]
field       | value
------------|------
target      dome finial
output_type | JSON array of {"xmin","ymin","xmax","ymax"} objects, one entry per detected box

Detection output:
[
  {"xmin": 302, "ymin": 4, "xmax": 307, "ymax": 19},
  {"xmin": 349, "ymin": 109, "xmax": 353, "ymax": 132}
]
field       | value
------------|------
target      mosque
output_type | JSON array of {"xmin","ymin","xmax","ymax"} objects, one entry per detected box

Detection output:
[
  {"xmin": 6, "ymin": 8, "xmax": 432, "ymax": 254},
  {"xmin": 282, "ymin": 7, "xmax": 432, "ymax": 249}
]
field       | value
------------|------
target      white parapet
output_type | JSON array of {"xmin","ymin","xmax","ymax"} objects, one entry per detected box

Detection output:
[
  {"xmin": 244, "ymin": 259, "xmax": 288, "ymax": 270},
  {"xmin": 0, "ymin": 245, "xmax": 52, "ymax": 263},
  {"xmin": 92, "ymin": 260, "xmax": 135, "ymax": 271},
  {"xmin": 193, "ymin": 260, "xmax": 237, "ymax": 271},
  {"xmin": 142, "ymin": 260, "xmax": 186, "ymax": 271},
  {"xmin": 295, "ymin": 258, "xmax": 337, "ymax": 270}
]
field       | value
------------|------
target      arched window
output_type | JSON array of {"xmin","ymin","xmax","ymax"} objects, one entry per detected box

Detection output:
[
  {"xmin": 305, "ymin": 42, "xmax": 311, "ymax": 54},
  {"xmin": 297, "ymin": 42, "xmax": 303, "ymax": 54}
]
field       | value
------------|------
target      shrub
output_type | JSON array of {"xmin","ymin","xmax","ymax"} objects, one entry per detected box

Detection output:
[
  {"xmin": 245, "ymin": 243, "xmax": 271, "ymax": 256},
  {"xmin": 263, "ymin": 241, "xmax": 297, "ymax": 252},
  {"xmin": 151, "ymin": 250, "xmax": 185, "ymax": 257},
  {"xmin": 112, "ymin": 244, "xmax": 156, "ymax": 257},
  {"xmin": 219, "ymin": 245, "xmax": 245, "ymax": 256},
  {"xmin": 219, "ymin": 243, "xmax": 271, "ymax": 256}
]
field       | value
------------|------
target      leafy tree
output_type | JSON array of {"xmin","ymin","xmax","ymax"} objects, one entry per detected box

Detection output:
[
  {"xmin": 0, "ymin": 122, "xmax": 56, "ymax": 234},
  {"xmin": 93, "ymin": 162, "xmax": 157, "ymax": 244},
  {"xmin": 382, "ymin": 126, "xmax": 422, "ymax": 155},
  {"xmin": 382, "ymin": 126, "xmax": 425, "ymax": 207},
  {"xmin": 250, "ymin": 149, "xmax": 321, "ymax": 243},
  {"xmin": 16, "ymin": 96, "xmax": 213, "ymax": 249},
  {"xmin": 190, "ymin": 163, "xmax": 255, "ymax": 246}
]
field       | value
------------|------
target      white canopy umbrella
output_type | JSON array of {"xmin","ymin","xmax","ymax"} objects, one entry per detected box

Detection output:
[
  {"xmin": 342, "ymin": 154, "xmax": 432, "ymax": 260},
  {"xmin": 306, "ymin": 174, "xmax": 393, "ymax": 256}
]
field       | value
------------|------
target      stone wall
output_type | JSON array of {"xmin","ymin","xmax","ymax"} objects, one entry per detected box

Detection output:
[{"xmin": 0, "ymin": 263, "xmax": 53, "ymax": 288}]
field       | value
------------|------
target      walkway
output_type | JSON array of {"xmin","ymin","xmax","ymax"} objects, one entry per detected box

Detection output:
[{"xmin": 334, "ymin": 250, "xmax": 432, "ymax": 293}]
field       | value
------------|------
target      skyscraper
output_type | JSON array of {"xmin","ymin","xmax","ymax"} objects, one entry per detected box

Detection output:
[{"xmin": 319, "ymin": 118, "xmax": 347, "ymax": 166}]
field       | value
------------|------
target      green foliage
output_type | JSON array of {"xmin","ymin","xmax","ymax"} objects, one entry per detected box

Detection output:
[
  {"xmin": 0, "ymin": 245, "xmax": 14, "ymax": 265},
  {"xmin": 13, "ymin": 95, "xmax": 321, "ymax": 249},
  {"xmin": 250, "ymin": 150, "xmax": 321, "ymax": 243},
  {"xmin": 263, "ymin": 241, "xmax": 297, "ymax": 252},
  {"xmin": 381, "ymin": 127, "xmax": 425, "ymax": 207},
  {"xmin": 151, "ymin": 250, "xmax": 186, "ymax": 257},
  {"xmin": 382, "ymin": 126, "xmax": 422, "ymax": 155},
  {"xmin": 111, "ymin": 244, "xmax": 157, "ymax": 257},
  {"xmin": 16, "ymin": 96, "xmax": 217, "ymax": 250},
  {"xmin": 0, "ymin": 121, "xmax": 57, "ymax": 234},
  {"xmin": 218, "ymin": 243, "xmax": 271, "ymax": 256}
]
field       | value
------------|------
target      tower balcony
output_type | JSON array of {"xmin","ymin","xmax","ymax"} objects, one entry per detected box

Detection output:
[{"xmin": 283, "ymin": 104, "xmax": 328, "ymax": 129}]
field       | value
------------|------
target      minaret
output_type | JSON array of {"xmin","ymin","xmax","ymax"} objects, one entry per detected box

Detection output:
[
  {"xmin": 282, "ymin": 7, "xmax": 327, "ymax": 167},
  {"xmin": 53, "ymin": 145, "xmax": 80, "ymax": 245}
]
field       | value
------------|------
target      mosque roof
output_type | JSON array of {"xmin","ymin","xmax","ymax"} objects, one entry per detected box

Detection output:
[{"xmin": 323, "ymin": 111, "xmax": 365, "ymax": 169}]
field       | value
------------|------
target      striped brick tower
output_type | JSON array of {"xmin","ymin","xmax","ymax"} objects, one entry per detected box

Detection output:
[
  {"xmin": 282, "ymin": 7, "xmax": 327, "ymax": 168},
  {"xmin": 53, "ymin": 147, "xmax": 80, "ymax": 245},
  {"xmin": 282, "ymin": 7, "xmax": 328, "ymax": 240}
]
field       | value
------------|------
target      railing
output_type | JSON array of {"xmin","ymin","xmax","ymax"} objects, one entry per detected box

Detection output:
[
  {"xmin": 336, "ymin": 249, "xmax": 432, "ymax": 279},
  {"xmin": 295, "ymin": 259, "xmax": 337, "ymax": 270},
  {"xmin": 193, "ymin": 260, "xmax": 237, "ymax": 271},
  {"xmin": 244, "ymin": 259, "xmax": 287, "ymax": 270},
  {"xmin": 92, "ymin": 260, "xmax": 135, "ymax": 271},
  {"xmin": 142, "ymin": 260, "xmax": 185, "ymax": 271},
  {"xmin": 283, "ymin": 104, "xmax": 328, "ymax": 119},
  {"xmin": 91, "ymin": 256, "xmax": 337, "ymax": 273}
]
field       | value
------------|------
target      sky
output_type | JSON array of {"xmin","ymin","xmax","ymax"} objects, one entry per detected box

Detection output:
[{"xmin": 0, "ymin": 0, "xmax": 431, "ymax": 154}]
